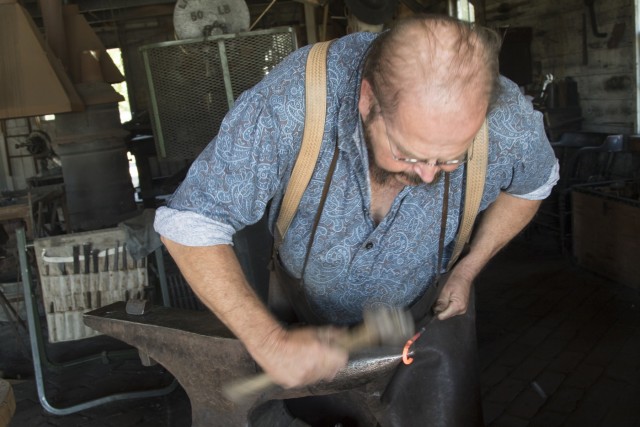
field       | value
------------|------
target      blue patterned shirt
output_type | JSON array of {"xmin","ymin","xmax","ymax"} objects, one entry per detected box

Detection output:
[{"xmin": 155, "ymin": 32, "xmax": 558, "ymax": 324}]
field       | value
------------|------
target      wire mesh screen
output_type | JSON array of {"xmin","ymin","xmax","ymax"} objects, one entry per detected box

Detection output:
[{"xmin": 141, "ymin": 27, "xmax": 297, "ymax": 160}]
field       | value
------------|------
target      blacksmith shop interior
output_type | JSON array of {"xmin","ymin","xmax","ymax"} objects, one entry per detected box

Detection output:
[{"xmin": 1, "ymin": 0, "xmax": 639, "ymax": 426}]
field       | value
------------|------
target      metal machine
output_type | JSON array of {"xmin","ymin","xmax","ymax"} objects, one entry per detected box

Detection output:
[{"xmin": 141, "ymin": 27, "xmax": 297, "ymax": 160}]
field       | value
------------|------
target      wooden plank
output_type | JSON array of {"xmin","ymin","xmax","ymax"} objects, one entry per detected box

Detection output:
[
  {"xmin": 581, "ymin": 123, "xmax": 634, "ymax": 135},
  {"xmin": 581, "ymin": 89, "xmax": 634, "ymax": 103},
  {"xmin": 581, "ymin": 99, "xmax": 635, "ymax": 128},
  {"xmin": 0, "ymin": 379, "xmax": 15, "ymax": 427},
  {"xmin": 569, "ymin": 65, "xmax": 635, "ymax": 78},
  {"xmin": 486, "ymin": 0, "xmax": 582, "ymax": 18}
]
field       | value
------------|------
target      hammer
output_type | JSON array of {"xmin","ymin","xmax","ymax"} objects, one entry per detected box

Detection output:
[{"xmin": 223, "ymin": 306, "xmax": 414, "ymax": 403}]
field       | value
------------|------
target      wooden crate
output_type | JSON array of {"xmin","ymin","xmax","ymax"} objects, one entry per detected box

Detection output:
[{"xmin": 572, "ymin": 181, "xmax": 640, "ymax": 289}]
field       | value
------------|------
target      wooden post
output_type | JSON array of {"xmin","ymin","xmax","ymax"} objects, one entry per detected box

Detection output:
[{"xmin": 0, "ymin": 379, "xmax": 15, "ymax": 427}]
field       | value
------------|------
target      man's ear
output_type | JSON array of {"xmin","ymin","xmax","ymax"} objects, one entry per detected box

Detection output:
[{"xmin": 358, "ymin": 79, "xmax": 375, "ymax": 120}]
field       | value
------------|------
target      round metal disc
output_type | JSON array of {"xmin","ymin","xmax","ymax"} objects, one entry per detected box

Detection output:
[{"xmin": 174, "ymin": 0, "xmax": 251, "ymax": 39}]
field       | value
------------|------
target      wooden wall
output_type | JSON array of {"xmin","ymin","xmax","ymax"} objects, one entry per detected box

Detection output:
[{"xmin": 484, "ymin": 0, "xmax": 637, "ymax": 135}]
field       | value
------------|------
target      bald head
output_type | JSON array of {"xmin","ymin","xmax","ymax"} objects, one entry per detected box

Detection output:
[{"xmin": 362, "ymin": 15, "xmax": 501, "ymax": 120}]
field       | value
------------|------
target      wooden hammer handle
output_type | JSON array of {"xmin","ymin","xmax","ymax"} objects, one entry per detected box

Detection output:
[
  {"xmin": 223, "ymin": 324, "xmax": 377, "ymax": 403},
  {"xmin": 335, "ymin": 324, "xmax": 377, "ymax": 351},
  {"xmin": 223, "ymin": 373, "xmax": 274, "ymax": 403}
]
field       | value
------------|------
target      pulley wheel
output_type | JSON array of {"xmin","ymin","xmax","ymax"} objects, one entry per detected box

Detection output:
[{"xmin": 174, "ymin": 0, "xmax": 251, "ymax": 39}]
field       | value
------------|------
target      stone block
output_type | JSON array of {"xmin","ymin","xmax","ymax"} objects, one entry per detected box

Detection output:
[
  {"xmin": 549, "ymin": 351, "xmax": 584, "ymax": 373},
  {"xmin": 516, "ymin": 326, "xmax": 552, "ymax": 348},
  {"xmin": 485, "ymin": 378, "xmax": 527, "ymax": 404},
  {"xmin": 583, "ymin": 327, "xmax": 629, "ymax": 366},
  {"xmin": 545, "ymin": 387, "xmax": 584, "ymax": 413},
  {"xmin": 482, "ymin": 401, "xmax": 505, "ymax": 426},
  {"xmin": 489, "ymin": 413, "xmax": 528, "ymax": 427},
  {"xmin": 533, "ymin": 370, "xmax": 566, "ymax": 397},
  {"xmin": 529, "ymin": 410, "xmax": 568, "ymax": 427},
  {"xmin": 506, "ymin": 388, "xmax": 546, "ymax": 420},
  {"xmin": 531, "ymin": 338, "xmax": 567, "ymax": 361},
  {"xmin": 564, "ymin": 363, "xmax": 603, "ymax": 389},
  {"xmin": 547, "ymin": 319, "xmax": 581, "ymax": 342},
  {"xmin": 497, "ymin": 342, "xmax": 533, "ymax": 368},
  {"xmin": 510, "ymin": 357, "xmax": 549, "ymax": 382}
]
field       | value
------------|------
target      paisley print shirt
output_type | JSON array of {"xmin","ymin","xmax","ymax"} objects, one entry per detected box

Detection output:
[{"xmin": 154, "ymin": 32, "xmax": 558, "ymax": 325}]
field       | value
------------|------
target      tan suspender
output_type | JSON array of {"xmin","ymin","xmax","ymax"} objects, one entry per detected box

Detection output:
[
  {"xmin": 275, "ymin": 41, "xmax": 332, "ymax": 242},
  {"xmin": 275, "ymin": 41, "xmax": 488, "ymax": 271},
  {"xmin": 448, "ymin": 120, "xmax": 489, "ymax": 269}
]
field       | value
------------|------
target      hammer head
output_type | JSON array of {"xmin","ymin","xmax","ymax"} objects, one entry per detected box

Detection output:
[{"xmin": 362, "ymin": 306, "xmax": 415, "ymax": 346}]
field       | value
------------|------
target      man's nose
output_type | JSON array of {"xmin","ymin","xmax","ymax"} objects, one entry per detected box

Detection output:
[{"xmin": 412, "ymin": 163, "xmax": 440, "ymax": 183}]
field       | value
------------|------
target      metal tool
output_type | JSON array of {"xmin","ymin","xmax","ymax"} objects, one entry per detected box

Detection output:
[
  {"xmin": 114, "ymin": 241, "xmax": 120, "ymax": 271},
  {"xmin": 125, "ymin": 299, "xmax": 152, "ymax": 316},
  {"xmin": 72, "ymin": 245, "xmax": 80, "ymax": 275},
  {"xmin": 585, "ymin": 0, "xmax": 607, "ymax": 38},
  {"xmin": 83, "ymin": 243, "xmax": 92, "ymax": 274},
  {"xmin": 222, "ymin": 306, "xmax": 414, "ymax": 403},
  {"xmin": 540, "ymin": 73, "xmax": 554, "ymax": 99},
  {"xmin": 122, "ymin": 244, "xmax": 128, "ymax": 270},
  {"xmin": 92, "ymin": 249, "xmax": 99, "ymax": 274},
  {"xmin": 103, "ymin": 247, "xmax": 109, "ymax": 272}
]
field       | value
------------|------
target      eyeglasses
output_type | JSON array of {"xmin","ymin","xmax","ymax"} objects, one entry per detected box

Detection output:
[{"xmin": 382, "ymin": 115, "xmax": 472, "ymax": 170}]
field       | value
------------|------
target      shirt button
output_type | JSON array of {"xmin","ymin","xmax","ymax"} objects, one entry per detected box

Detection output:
[{"xmin": 365, "ymin": 242, "xmax": 374, "ymax": 249}]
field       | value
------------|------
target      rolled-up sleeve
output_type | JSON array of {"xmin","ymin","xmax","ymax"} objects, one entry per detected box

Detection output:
[
  {"xmin": 154, "ymin": 207, "xmax": 236, "ymax": 246},
  {"xmin": 487, "ymin": 77, "xmax": 560, "ymax": 202},
  {"xmin": 511, "ymin": 159, "xmax": 559, "ymax": 200}
]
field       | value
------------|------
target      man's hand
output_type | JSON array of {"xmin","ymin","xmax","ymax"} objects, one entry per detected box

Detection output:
[
  {"xmin": 433, "ymin": 193, "xmax": 542, "ymax": 320},
  {"xmin": 252, "ymin": 325, "xmax": 350, "ymax": 389},
  {"xmin": 433, "ymin": 269, "xmax": 474, "ymax": 320}
]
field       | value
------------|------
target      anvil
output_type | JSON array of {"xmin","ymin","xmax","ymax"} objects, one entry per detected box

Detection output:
[{"xmin": 84, "ymin": 302, "xmax": 403, "ymax": 426}]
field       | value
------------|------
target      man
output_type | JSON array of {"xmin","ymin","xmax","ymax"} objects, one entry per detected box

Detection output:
[{"xmin": 155, "ymin": 14, "xmax": 558, "ymax": 425}]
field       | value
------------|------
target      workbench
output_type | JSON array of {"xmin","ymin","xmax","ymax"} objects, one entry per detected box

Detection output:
[{"xmin": 0, "ymin": 185, "xmax": 69, "ymax": 240}]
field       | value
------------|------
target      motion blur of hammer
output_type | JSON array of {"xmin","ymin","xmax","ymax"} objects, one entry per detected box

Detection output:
[{"xmin": 223, "ymin": 306, "xmax": 414, "ymax": 403}]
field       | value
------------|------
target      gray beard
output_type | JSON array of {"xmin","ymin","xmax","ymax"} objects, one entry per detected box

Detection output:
[
  {"xmin": 362, "ymin": 114, "xmax": 440, "ymax": 187},
  {"xmin": 369, "ymin": 162, "xmax": 433, "ymax": 186}
]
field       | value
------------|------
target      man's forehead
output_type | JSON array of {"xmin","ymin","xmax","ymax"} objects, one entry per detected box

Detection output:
[{"xmin": 391, "ymin": 97, "xmax": 486, "ymax": 145}]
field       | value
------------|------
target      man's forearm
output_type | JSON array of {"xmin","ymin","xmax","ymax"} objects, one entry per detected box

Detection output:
[
  {"xmin": 160, "ymin": 236, "xmax": 349, "ymax": 387},
  {"xmin": 435, "ymin": 192, "xmax": 541, "ymax": 319},
  {"xmin": 454, "ymin": 191, "xmax": 541, "ymax": 281},
  {"xmin": 161, "ymin": 237, "xmax": 283, "ymax": 353}
]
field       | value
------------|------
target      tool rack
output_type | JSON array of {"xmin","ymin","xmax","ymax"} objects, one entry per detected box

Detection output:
[{"xmin": 16, "ymin": 227, "xmax": 177, "ymax": 415}]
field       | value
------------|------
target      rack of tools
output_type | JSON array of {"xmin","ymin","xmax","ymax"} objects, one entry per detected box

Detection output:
[
  {"xmin": 16, "ymin": 227, "xmax": 177, "ymax": 415},
  {"xmin": 33, "ymin": 228, "xmax": 148, "ymax": 342}
]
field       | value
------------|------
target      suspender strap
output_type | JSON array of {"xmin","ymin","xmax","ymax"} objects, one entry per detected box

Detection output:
[
  {"xmin": 411, "ymin": 121, "xmax": 488, "ymax": 321},
  {"xmin": 300, "ymin": 141, "xmax": 340, "ymax": 277},
  {"xmin": 447, "ymin": 119, "xmax": 489, "ymax": 270},
  {"xmin": 275, "ymin": 41, "xmax": 332, "ymax": 245},
  {"xmin": 437, "ymin": 172, "xmax": 451, "ymax": 275}
]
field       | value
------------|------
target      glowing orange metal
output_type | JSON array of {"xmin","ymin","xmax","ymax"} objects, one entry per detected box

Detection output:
[{"xmin": 402, "ymin": 331, "xmax": 423, "ymax": 365}]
